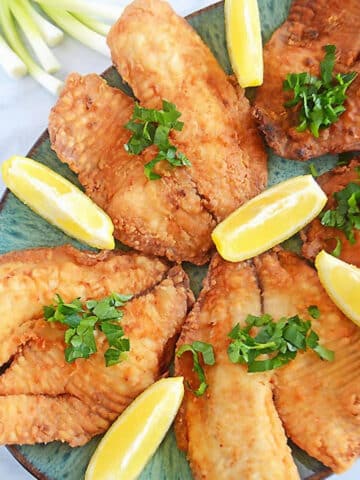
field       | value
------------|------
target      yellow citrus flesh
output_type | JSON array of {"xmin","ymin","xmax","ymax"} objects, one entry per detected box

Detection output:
[
  {"xmin": 1, "ymin": 156, "xmax": 114, "ymax": 250},
  {"xmin": 85, "ymin": 377, "xmax": 184, "ymax": 480},
  {"xmin": 212, "ymin": 175, "xmax": 327, "ymax": 262},
  {"xmin": 315, "ymin": 250, "xmax": 360, "ymax": 326},
  {"xmin": 225, "ymin": 0, "xmax": 263, "ymax": 87}
]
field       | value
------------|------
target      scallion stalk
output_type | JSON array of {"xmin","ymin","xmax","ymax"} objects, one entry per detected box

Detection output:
[
  {"xmin": 23, "ymin": 0, "xmax": 64, "ymax": 47},
  {"xmin": 0, "ymin": 33, "xmax": 27, "ymax": 78},
  {"xmin": 71, "ymin": 13, "xmax": 111, "ymax": 36},
  {"xmin": 9, "ymin": 0, "xmax": 60, "ymax": 73},
  {"xmin": 34, "ymin": 0, "xmax": 123, "ymax": 22},
  {"xmin": 38, "ymin": 4, "xmax": 110, "ymax": 57},
  {"xmin": 0, "ymin": 0, "xmax": 63, "ymax": 95}
]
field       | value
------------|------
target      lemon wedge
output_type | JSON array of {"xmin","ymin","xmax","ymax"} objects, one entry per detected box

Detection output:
[
  {"xmin": 1, "ymin": 155, "xmax": 114, "ymax": 250},
  {"xmin": 212, "ymin": 175, "xmax": 327, "ymax": 262},
  {"xmin": 225, "ymin": 0, "xmax": 263, "ymax": 87},
  {"xmin": 85, "ymin": 377, "xmax": 184, "ymax": 480},
  {"xmin": 315, "ymin": 250, "xmax": 360, "ymax": 326}
]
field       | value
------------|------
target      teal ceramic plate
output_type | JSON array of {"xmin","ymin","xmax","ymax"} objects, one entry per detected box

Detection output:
[{"xmin": 0, "ymin": 1, "xmax": 344, "ymax": 479}]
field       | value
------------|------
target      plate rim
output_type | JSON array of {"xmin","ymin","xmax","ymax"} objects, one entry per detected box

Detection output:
[{"xmin": 1, "ymin": 1, "xmax": 333, "ymax": 479}]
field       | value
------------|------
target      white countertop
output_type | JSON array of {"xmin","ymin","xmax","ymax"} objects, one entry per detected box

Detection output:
[{"xmin": 0, "ymin": 1, "xmax": 358, "ymax": 479}]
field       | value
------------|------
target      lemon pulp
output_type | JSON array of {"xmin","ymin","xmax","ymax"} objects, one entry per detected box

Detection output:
[
  {"xmin": 212, "ymin": 175, "xmax": 327, "ymax": 262},
  {"xmin": 315, "ymin": 250, "xmax": 360, "ymax": 326},
  {"xmin": 1, "ymin": 155, "xmax": 114, "ymax": 250},
  {"xmin": 85, "ymin": 377, "xmax": 184, "ymax": 480}
]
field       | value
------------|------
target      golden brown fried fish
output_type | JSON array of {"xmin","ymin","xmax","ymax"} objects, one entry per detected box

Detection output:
[
  {"xmin": 254, "ymin": 0, "xmax": 360, "ymax": 160},
  {"xmin": 256, "ymin": 249, "xmax": 360, "ymax": 472},
  {"xmin": 301, "ymin": 158, "xmax": 360, "ymax": 265},
  {"xmin": 175, "ymin": 253, "xmax": 299, "ymax": 480},
  {"xmin": 49, "ymin": 74, "xmax": 215, "ymax": 265},
  {"xmin": 107, "ymin": 0, "xmax": 267, "ymax": 221},
  {"xmin": 0, "ymin": 245, "xmax": 193, "ymax": 446}
]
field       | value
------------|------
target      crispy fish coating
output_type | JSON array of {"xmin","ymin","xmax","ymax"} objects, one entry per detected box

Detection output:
[
  {"xmin": 107, "ymin": 0, "xmax": 267, "ymax": 221},
  {"xmin": 254, "ymin": 0, "xmax": 360, "ymax": 160},
  {"xmin": 49, "ymin": 73, "xmax": 215, "ymax": 265},
  {"xmin": 301, "ymin": 158, "xmax": 360, "ymax": 266},
  {"xmin": 0, "ymin": 245, "xmax": 193, "ymax": 446},
  {"xmin": 175, "ymin": 254, "xmax": 299, "ymax": 480},
  {"xmin": 256, "ymin": 249, "xmax": 360, "ymax": 472}
]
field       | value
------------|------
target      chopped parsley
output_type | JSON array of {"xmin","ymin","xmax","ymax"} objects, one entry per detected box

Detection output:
[
  {"xmin": 227, "ymin": 311, "xmax": 334, "ymax": 373},
  {"xmin": 44, "ymin": 293, "xmax": 132, "ymax": 366},
  {"xmin": 176, "ymin": 341, "xmax": 215, "ymax": 396},
  {"xmin": 283, "ymin": 45, "xmax": 357, "ymax": 137},
  {"xmin": 124, "ymin": 100, "xmax": 191, "ymax": 180},
  {"xmin": 309, "ymin": 163, "xmax": 319, "ymax": 178},
  {"xmin": 320, "ymin": 182, "xmax": 360, "ymax": 244},
  {"xmin": 332, "ymin": 237, "xmax": 342, "ymax": 257}
]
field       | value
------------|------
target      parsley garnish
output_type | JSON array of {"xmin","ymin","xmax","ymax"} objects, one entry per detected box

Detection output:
[
  {"xmin": 227, "ymin": 311, "xmax": 334, "ymax": 372},
  {"xmin": 332, "ymin": 237, "xmax": 342, "ymax": 257},
  {"xmin": 307, "ymin": 305, "xmax": 320, "ymax": 319},
  {"xmin": 176, "ymin": 341, "xmax": 215, "ymax": 396},
  {"xmin": 44, "ymin": 293, "xmax": 132, "ymax": 366},
  {"xmin": 283, "ymin": 45, "xmax": 357, "ymax": 137},
  {"xmin": 124, "ymin": 100, "xmax": 191, "ymax": 180},
  {"xmin": 320, "ymin": 182, "xmax": 360, "ymax": 244},
  {"xmin": 309, "ymin": 163, "xmax": 319, "ymax": 178}
]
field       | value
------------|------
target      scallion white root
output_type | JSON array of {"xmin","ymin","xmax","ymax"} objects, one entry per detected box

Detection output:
[
  {"xmin": 39, "ymin": 4, "xmax": 111, "ymax": 57},
  {"xmin": 0, "ymin": 0, "xmax": 63, "ymax": 95},
  {"xmin": 72, "ymin": 13, "xmax": 110, "ymax": 36},
  {"xmin": 23, "ymin": 0, "xmax": 64, "ymax": 47},
  {"xmin": 0, "ymin": 33, "xmax": 27, "ymax": 78},
  {"xmin": 34, "ymin": 0, "xmax": 123, "ymax": 22},
  {"xmin": 9, "ymin": 0, "xmax": 60, "ymax": 73}
]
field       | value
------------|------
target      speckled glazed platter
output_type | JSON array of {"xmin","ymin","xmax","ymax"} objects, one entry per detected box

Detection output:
[{"xmin": 0, "ymin": 1, "xmax": 343, "ymax": 479}]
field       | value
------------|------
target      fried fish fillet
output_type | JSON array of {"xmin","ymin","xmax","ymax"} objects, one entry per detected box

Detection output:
[
  {"xmin": 302, "ymin": 158, "xmax": 360, "ymax": 266},
  {"xmin": 107, "ymin": 0, "xmax": 267, "ymax": 222},
  {"xmin": 256, "ymin": 249, "xmax": 360, "ymax": 472},
  {"xmin": 49, "ymin": 74, "xmax": 215, "ymax": 265},
  {"xmin": 254, "ymin": 0, "xmax": 360, "ymax": 160},
  {"xmin": 0, "ymin": 245, "xmax": 193, "ymax": 446},
  {"xmin": 175, "ymin": 254, "xmax": 299, "ymax": 480}
]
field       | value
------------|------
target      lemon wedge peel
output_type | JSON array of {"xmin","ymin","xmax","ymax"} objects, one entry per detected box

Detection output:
[
  {"xmin": 225, "ymin": 0, "xmax": 263, "ymax": 87},
  {"xmin": 212, "ymin": 175, "xmax": 327, "ymax": 262},
  {"xmin": 85, "ymin": 377, "xmax": 184, "ymax": 480},
  {"xmin": 1, "ymin": 156, "xmax": 114, "ymax": 250},
  {"xmin": 315, "ymin": 250, "xmax": 360, "ymax": 326}
]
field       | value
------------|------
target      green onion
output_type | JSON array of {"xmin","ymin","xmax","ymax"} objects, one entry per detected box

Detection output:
[
  {"xmin": 0, "ymin": 32, "xmax": 27, "ymax": 78},
  {"xmin": 0, "ymin": 0, "xmax": 63, "ymax": 95},
  {"xmin": 33, "ymin": 0, "xmax": 123, "ymax": 22},
  {"xmin": 10, "ymin": 0, "xmax": 60, "ymax": 73},
  {"xmin": 38, "ymin": 3, "xmax": 110, "ymax": 57},
  {"xmin": 23, "ymin": 0, "xmax": 64, "ymax": 47},
  {"xmin": 71, "ymin": 13, "xmax": 111, "ymax": 37}
]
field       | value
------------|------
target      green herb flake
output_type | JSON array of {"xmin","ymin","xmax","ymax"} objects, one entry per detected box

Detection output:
[
  {"xmin": 307, "ymin": 305, "xmax": 320, "ymax": 319},
  {"xmin": 309, "ymin": 163, "xmax": 319, "ymax": 178},
  {"xmin": 320, "ymin": 182, "xmax": 360, "ymax": 244},
  {"xmin": 176, "ymin": 341, "xmax": 215, "ymax": 396},
  {"xmin": 124, "ymin": 100, "xmax": 191, "ymax": 180},
  {"xmin": 43, "ymin": 293, "xmax": 132, "ymax": 366},
  {"xmin": 283, "ymin": 45, "xmax": 357, "ymax": 137},
  {"xmin": 331, "ymin": 237, "xmax": 342, "ymax": 257},
  {"xmin": 227, "ymin": 311, "xmax": 334, "ymax": 372}
]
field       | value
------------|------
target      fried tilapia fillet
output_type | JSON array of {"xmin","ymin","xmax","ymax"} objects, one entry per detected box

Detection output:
[
  {"xmin": 176, "ymin": 250, "xmax": 360, "ymax": 477},
  {"xmin": 175, "ymin": 253, "xmax": 300, "ymax": 480},
  {"xmin": 258, "ymin": 250, "xmax": 360, "ymax": 472},
  {"xmin": 107, "ymin": 0, "xmax": 267, "ymax": 221},
  {"xmin": 0, "ymin": 245, "xmax": 193, "ymax": 446},
  {"xmin": 302, "ymin": 158, "xmax": 360, "ymax": 266},
  {"xmin": 254, "ymin": 0, "xmax": 360, "ymax": 160},
  {"xmin": 49, "ymin": 74, "xmax": 215, "ymax": 265}
]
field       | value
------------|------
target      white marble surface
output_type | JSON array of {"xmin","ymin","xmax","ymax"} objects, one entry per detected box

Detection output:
[{"xmin": 0, "ymin": 1, "xmax": 358, "ymax": 479}]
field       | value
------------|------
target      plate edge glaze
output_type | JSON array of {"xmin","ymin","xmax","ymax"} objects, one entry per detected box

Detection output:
[{"xmin": 2, "ymin": 1, "xmax": 333, "ymax": 479}]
